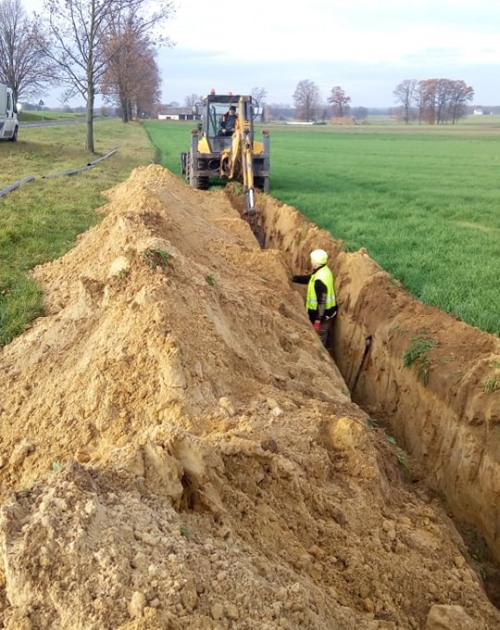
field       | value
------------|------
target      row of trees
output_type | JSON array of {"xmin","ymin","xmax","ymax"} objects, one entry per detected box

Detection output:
[
  {"xmin": 0, "ymin": 1, "xmax": 478, "ymax": 146},
  {"xmin": 292, "ymin": 80, "xmax": 354, "ymax": 122},
  {"xmin": 0, "ymin": 0, "xmax": 174, "ymax": 151},
  {"xmin": 291, "ymin": 78, "xmax": 474, "ymax": 125},
  {"xmin": 393, "ymin": 78, "xmax": 474, "ymax": 124}
]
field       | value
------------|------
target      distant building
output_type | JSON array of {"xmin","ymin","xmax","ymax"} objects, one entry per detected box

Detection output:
[
  {"xmin": 158, "ymin": 107, "xmax": 200, "ymax": 121},
  {"xmin": 473, "ymin": 108, "xmax": 484, "ymax": 115}
]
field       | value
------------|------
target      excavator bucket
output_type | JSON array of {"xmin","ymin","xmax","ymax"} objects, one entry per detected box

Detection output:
[{"xmin": 243, "ymin": 189, "xmax": 265, "ymax": 247}]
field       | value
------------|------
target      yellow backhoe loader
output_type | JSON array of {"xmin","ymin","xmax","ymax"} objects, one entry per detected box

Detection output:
[{"xmin": 181, "ymin": 93, "xmax": 270, "ymax": 243}]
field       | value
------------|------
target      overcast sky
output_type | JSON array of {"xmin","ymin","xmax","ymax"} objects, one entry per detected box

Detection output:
[{"xmin": 23, "ymin": 0, "xmax": 500, "ymax": 107}]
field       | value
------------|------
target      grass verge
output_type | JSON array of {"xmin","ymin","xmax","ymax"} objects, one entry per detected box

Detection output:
[{"xmin": 0, "ymin": 119, "xmax": 153, "ymax": 345}]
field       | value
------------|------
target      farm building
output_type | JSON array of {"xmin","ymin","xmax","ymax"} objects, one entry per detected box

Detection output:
[{"xmin": 157, "ymin": 107, "xmax": 200, "ymax": 121}]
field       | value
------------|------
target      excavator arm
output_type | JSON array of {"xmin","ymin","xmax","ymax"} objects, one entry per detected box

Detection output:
[
  {"xmin": 182, "ymin": 93, "xmax": 269, "ymax": 244},
  {"xmin": 221, "ymin": 96, "xmax": 258, "ymax": 211}
]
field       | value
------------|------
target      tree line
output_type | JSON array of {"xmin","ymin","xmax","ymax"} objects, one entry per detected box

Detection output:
[
  {"xmin": 0, "ymin": 0, "xmax": 478, "ymax": 149},
  {"xmin": 0, "ymin": 0, "xmax": 173, "ymax": 151},
  {"xmin": 291, "ymin": 80, "xmax": 355, "ymax": 122},
  {"xmin": 289, "ymin": 78, "xmax": 474, "ymax": 125},
  {"xmin": 393, "ymin": 78, "xmax": 474, "ymax": 124}
]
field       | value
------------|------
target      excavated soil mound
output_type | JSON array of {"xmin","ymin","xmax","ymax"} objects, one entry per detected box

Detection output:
[{"xmin": 0, "ymin": 165, "xmax": 499, "ymax": 629}]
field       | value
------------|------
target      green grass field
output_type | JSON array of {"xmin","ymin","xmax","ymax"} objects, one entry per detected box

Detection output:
[
  {"xmin": 144, "ymin": 119, "xmax": 500, "ymax": 335},
  {"xmin": 18, "ymin": 110, "xmax": 87, "ymax": 123}
]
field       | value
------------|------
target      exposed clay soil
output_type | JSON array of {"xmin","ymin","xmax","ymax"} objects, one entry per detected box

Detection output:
[
  {"xmin": 253, "ymin": 190, "xmax": 500, "ymax": 571},
  {"xmin": 0, "ymin": 164, "xmax": 499, "ymax": 629}
]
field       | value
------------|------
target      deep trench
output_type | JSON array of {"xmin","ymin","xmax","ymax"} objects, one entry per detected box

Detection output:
[
  {"xmin": 231, "ymin": 192, "xmax": 500, "ymax": 610},
  {"xmin": 331, "ymin": 331, "xmax": 500, "ymax": 610}
]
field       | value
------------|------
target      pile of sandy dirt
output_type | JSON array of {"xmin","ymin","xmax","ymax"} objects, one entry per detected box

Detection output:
[{"xmin": 0, "ymin": 165, "xmax": 499, "ymax": 629}]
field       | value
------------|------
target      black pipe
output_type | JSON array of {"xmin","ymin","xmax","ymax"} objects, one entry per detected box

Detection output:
[{"xmin": 351, "ymin": 335, "xmax": 373, "ymax": 392}]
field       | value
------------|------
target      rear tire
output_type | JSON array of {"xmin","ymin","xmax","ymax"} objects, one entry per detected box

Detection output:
[
  {"xmin": 187, "ymin": 154, "xmax": 209, "ymax": 190},
  {"xmin": 181, "ymin": 152, "xmax": 188, "ymax": 175},
  {"xmin": 8, "ymin": 126, "xmax": 18, "ymax": 142},
  {"xmin": 186, "ymin": 154, "xmax": 199, "ymax": 188},
  {"xmin": 255, "ymin": 176, "xmax": 269, "ymax": 193}
]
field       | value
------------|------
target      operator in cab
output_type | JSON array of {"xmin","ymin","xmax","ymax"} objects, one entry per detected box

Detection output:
[{"xmin": 219, "ymin": 105, "xmax": 238, "ymax": 136}]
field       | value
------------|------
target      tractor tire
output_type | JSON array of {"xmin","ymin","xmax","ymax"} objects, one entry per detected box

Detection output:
[
  {"xmin": 181, "ymin": 152, "xmax": 188, "ymax": 176},
  {"xmin": 255, "ymin": 176, "xmax": 269, "ymax": 193},
  {"xmin": 187, "ymin": 154, "xmax": 209, "ymax": 190},
  {"xmin": 186, "ymin": 154, "xmax": 200, "ymax": 189}
]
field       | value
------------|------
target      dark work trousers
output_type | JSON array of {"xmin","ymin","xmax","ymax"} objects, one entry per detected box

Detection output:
[{"xmin": 319, "ymin": 314, "xmax": 336, "ymax": 349}]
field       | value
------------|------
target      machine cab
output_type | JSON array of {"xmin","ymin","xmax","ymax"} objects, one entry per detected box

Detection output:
[{"xmin": 200, "ymin": 94, "xmax": 256, "ymax": 153}]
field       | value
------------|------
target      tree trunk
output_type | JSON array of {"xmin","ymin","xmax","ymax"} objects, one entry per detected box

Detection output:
[
  {"xmin": 120, "ymin": 95, "xmax": 129, "ymax": 122},
  {"xmin": 86, "ymin": 84, "xmax": 95, "ymax": 153}
]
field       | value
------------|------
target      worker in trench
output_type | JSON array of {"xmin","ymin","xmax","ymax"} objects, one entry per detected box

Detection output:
[{"xmin": 292, "ymin": 249, "xmax": 338, "ymax": 349}]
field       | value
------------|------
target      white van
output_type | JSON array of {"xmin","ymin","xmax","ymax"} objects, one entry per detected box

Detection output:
[{"xmin": 0, "ymin": 84, "xmax": 19, "ymax": 141}]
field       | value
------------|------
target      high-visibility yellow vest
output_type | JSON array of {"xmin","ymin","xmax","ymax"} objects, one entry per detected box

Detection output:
[{"xmin": 306, "ymin": 266, "xmax": 336, "ymax": 311}]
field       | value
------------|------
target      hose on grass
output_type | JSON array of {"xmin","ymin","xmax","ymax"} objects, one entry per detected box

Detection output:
[{"xmin": 0, "ymin": 148, "xmax": 118, "ymax": 196}]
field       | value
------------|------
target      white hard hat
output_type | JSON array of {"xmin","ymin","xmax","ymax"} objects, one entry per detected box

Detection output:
[{"xmin": 310, "ymin": 249, "xmax": 328, "ymax": 265}]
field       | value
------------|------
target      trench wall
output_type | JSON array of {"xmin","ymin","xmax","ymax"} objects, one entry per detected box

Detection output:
[{"xmin": 256, "ymin": 194, "xmax": 500, "ymax": 563}]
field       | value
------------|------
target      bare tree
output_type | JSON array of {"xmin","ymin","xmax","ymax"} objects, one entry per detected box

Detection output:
[
  {"xmin": 43, "ymin": 0, "xmax": 120, "ymax": 151},
  {"xmin": 434, "ymin": 78, "xmax": 474, "ymax": 124},
  {"xmin": 251, "ymin": 86, "xmax": 267, "ymax": 121},
  {"xmin": 448, "ymin": 80, "xmax": 474, "ymax": 123},
  {"xmin": 351, "ymin": 106, "xmax": 368, "ymax": 121},
  {"xmin": 415, "ymin": 79, "xmax": 437, "ymax": 124},
  {"xmin": 393, "ymin": 79, "xmax": 417, "ymax": 124},
  {"xmin": 101, "ymin": 9, "xmax": 165, "ymax": 122},
  {"xmin": 251, "ymin": 86, "xmax": 267, "ymax": 107},
  {"xmin": 102, "ymin": 3, "xmax": 173, "ymax": 122},
  {"xmin": 414, "ymin": 78, "xmax": 474, "ymax": 124},
  {"xmin": 293, "ymin": 79, "xmax": 320, "ymax": 122},
  {"xmin": 42, "ymin": 0, "xmax": 174, "ymax": 151},
  {"xmin": 328, "ymin": 85, "xmax": 351, "ymax": 118},
  {"xmin": 102, "ymin": 36, "xmax": 160, "ymax": 121},
  {"xmin": 184, "ymin": 94, "xmax": 202, "ymax": 108},
  {"xmin": 0, "ymin": 0, "xmax": 53, "ymax": 102},
  {"xmin": 134, "ymin": 50, "xmax": 161, "ymax": 118},
  {"xmin": 436, "ymin": 78, "xmax": 454, "ymax": 124}
]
